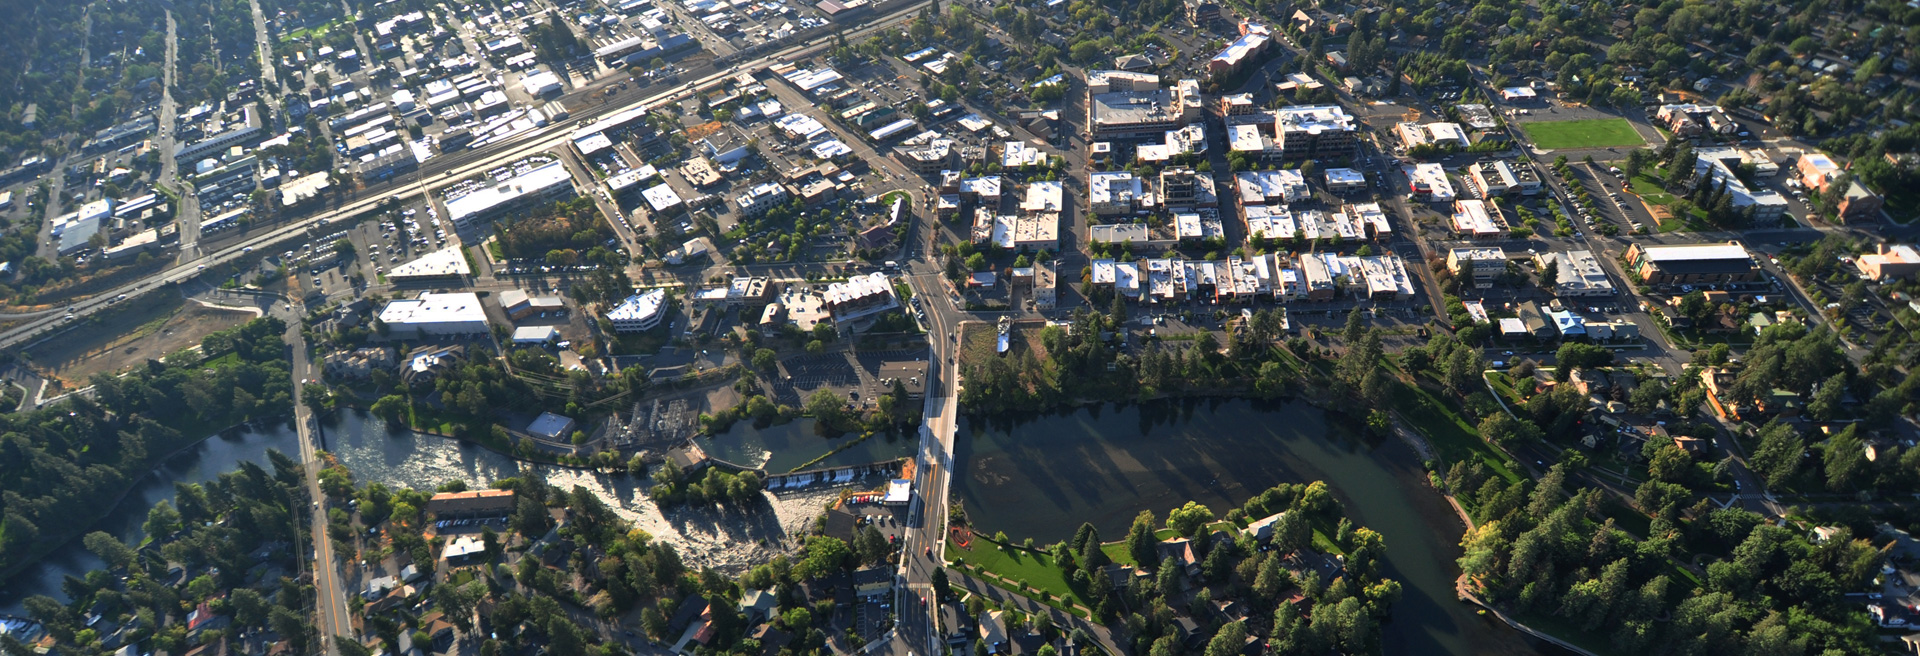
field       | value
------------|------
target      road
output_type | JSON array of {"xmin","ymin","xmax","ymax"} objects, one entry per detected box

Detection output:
[
  {"xmin": 0, "ymin": 0, "xmax": 939, "ymax": 354},
  {"xmin": 283, "ymin": 301, "xmax": 357, "ymax": 656},
  {"xmin": 893, "ymin": 250, "xmax": 967, "ymax": 656}
]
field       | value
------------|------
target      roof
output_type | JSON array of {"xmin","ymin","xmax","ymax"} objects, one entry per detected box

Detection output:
[
  {"xmin": 641, "ymin": 183, "xmax": 684, "ymax": 211},
  {"xmin": 526, "ymin": 412, "xmax": 576, "ymax": 439},
  {"xmin": 1634, "ymin": 242, "xmax": 1752, "ymax": 263},
  {"xmin": 608, "ymin": 289, "xmax": 667, "ymax": 323},
  {"xmin": 387, "ymin": 246, "xmax": 472, "ymax": 279},
  {"xmin": 445, "ymin": 161, "xmax": 572, "ymax": 223},
  {"xmin": 511, "ymin": 326, "xmax": 559, "ymax": 342},
  {"xmin": 379, "ymin": 292, "xmax": 488, "ymax": 326}
]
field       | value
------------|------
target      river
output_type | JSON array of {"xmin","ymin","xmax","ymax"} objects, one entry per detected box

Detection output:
[
  {"xmin": 700, "ymin": 419, "xmax": 918, "ymax": 472},
  {"xmin": 954, "ymin": 399, "xmax": 1564, "ymax": 656}
]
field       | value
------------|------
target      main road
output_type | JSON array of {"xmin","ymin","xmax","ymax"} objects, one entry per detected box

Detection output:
[{"xmin": 0, "ymin": 0, "xmax": 937, "ymax": 355}]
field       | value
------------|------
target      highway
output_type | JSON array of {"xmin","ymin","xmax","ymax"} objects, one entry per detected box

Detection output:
[{"xmin": 0, "ymin": 0, "xmax": 937, "ymax": 355}]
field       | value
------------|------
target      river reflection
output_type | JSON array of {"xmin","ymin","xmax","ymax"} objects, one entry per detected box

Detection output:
[
  {"xmin": 956, "ymin": 398, "xmax": 1560, "ymax": 656},
  {"xmin": 700, "ymin": 419, "xmax": 917, "ymax": 473}
]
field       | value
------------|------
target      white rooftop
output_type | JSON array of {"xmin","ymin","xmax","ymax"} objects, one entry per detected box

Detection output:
[{"xmin": 387, "ymin": 246, "xmax": 472, "ymax": 279}]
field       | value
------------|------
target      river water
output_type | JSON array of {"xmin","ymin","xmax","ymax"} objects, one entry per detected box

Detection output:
[
  {"xmin": 955, "ymin": 399, "xmax": 1561, "ymax": 656},
  {"xmin": 6, "ymin": 399, "xmax": 1560, "ymax": 656}
]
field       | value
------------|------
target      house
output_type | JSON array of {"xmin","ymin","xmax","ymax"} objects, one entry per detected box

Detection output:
[
  {"xmin": 941, "ymin": 604, "xmax": 974, "ymax": 646},
  {"xmin": 980, "ymin": 610, "xmax": 1011, "ymax": 654},
  {"xmin": 1157, "ymin": 538, "xmax": 1202, "ymax": 579},
  {"xmin": 854, "ymin": 567, "xmax": 893, "ymax": 598},
  {"xmin": 1243, "ymin": 512, "xmax": 1285, "ymax": 541},
  {"xmin": 739, "ymin": 589, "xmax": 778, "ymax": 623},
  {"xmin": 667, "ymin": 594, "xmax": 711, "ymax": 636}
]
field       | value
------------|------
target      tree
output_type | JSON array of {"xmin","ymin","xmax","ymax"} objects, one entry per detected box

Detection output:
[
  {"xmin": 1748, "ymin": 421, "xmax": 1805, "ymax": 489},
  {"xmin": 1274, "ymin": 510, "xmax": 1310, "ymax": 554},
  {"xmin": 1166, "ymin": 501, "xmax": 1214, "ymax": 538},
  {"xmin": 1125, "ymin": 510, "xmax": 1157, "ymax": 568},
  {"xmin": 1553, "ymin": 343, "xmax": 1613, "ymax": 379},
  {"xmin": 370, "ymin": 395, "xmax": 409, "ymax": 426},
  {"xmin": 802, "ymin": 536, "xmax": 851, "ymax": 579},
  {"xmin": 1342, "ymin": 308, "xmax": 1366, "ymax": 344},
  {"xmin": 753, "ymin": 349, "xmax": 778, "ymax": 371},
  {"xmin": 805, "ymin": 389, "xmax": 848, "ymax": 432},
  {"xmin": 856, "ymin": 525, "xmax": 891, "ymax": 565},
  {"xmin": 1205, "ymin": 621, "xmax": 1247, "ymax": 656},
  {"xmin": 144, "ymin": 500, "xmax": 182, "ymax": 539},
  {"xmin": 83, "ymin": 532, "xmax": 137, "ymax": 570},
  {"xmin": 1823, "ymin": 426, "xmax": 1867, "ymax": 491}
]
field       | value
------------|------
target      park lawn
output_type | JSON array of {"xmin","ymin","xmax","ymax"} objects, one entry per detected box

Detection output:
[
  {"xmin": 1390, "ymin": 378, "xmax": 1523, "ymax": 484},
  {"xmin": 947, "ymin": 538, "xmax": 1090, "ymax": 611},
  {"xmin": 1522, "ymin": 119, "xmax": 1645, "ymax": 150}
]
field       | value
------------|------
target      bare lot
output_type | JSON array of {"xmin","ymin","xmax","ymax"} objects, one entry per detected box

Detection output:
[{"xmin": 28, "ymin": 292, "xmax": 263, "ymax": 385}]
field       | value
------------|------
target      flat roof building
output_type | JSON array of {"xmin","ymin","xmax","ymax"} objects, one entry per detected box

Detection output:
[
  {"xmin": 445, "ymin": 161, "xmax": 575, "ymax": 229},
  {"xmin": 1855, "ymin": 243, "xmax": 1920, "ymax": 281},
  {"xmin": 607, "ymin": 289, "xmax": 668, "ymax": 332},
  {"xmin": 1534, "ymin": 250, "xmax": 1615, "ymax": 296},
  {"xmin": 1450, "ymin": 199, "xmax": 1506, "ymax": 238},
  {"xmin": 426, "ymin": 489, "xmax": 516, "ymax": 518},
  {"xmin": 1089, "ymin": 171, "xmax": 1144, "ymax": 216},
  {"xmin": 1405, "ymin": 163, "xmax": 1455, "ymax": 201},
  {"xmin": 378, "ymin": 292, "xmax": 491, "ymax": 337},
  {"xmin": 386, "ymin": 246, "xmax": 472, "ymax": 282},
  {"xmin": 1623, "ymin": 242, "xmax": 1760, "ymax": 286},
  {"xmin": 823, "ymin": 273, "xmax": 901, "ymax": 325}
]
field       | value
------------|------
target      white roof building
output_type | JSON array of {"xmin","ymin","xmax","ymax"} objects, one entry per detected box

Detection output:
[
  {"xmin": 1404, "ymin": 163, "xmax": 1455, "ymax": 201},
  {"xmin": 641, "ymin": 183, "xmax": 685, "ymax": 213},
  {"xmin": 445, "ymin": 161, "xmax": 575, "ymax": 228},
  {"xmin": 378, "ymin": 292, "xmax": 491, "ymax": 337},
  {"xmin": 386, "ymin": 246, "xmax": 472, "ymax": 281},
  {"xmin": 1234, "ymin": 170, "xmax": 1308, "ymax": 205},
  {"xmin": 823, "ymin": 272, "xmax": 900, "ymax": 325},
  {"xmin": 607, "ymin": 289, "xmax": 668, "ymax": 332}
]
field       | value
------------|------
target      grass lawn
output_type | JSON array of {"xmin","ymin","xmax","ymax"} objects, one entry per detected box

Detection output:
[
  {"xmin": 1391, "ymin": 378, "xmax": 1523, "ymax": 484},
  {"xmin": 1522, "ymin": 119, "xmax": 1646, "ymax": 150},
  {"xmin": 947, "ymin": 538, "xmax": 1090, "ymax": 613}
]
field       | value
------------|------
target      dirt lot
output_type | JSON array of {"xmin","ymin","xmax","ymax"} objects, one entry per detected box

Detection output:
[{"xmin": 28, "ymin": 292, "xmax": 264, "ymax": 385}]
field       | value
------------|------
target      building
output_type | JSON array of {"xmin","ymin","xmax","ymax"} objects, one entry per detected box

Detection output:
[
  {"xmin": 1795, "ymin": 153, "xmax": 1843, "ymax": 192},
  {"xmin": 607, "ymin": 289, "xmax": 668, "ymax": 332},
  {"xmin": 511, "ymin": 326, "xmax": 561, "ymax": 344},
  {"xmin": 1324, "ymin": 168, "xmax": 1366, "ymax": 193},
  {"xmin": 1857, "ymin": 244, "xmax": 1920, "ymax": 281},
  {"xmin": 1270, "ymin": 105, "xmax": 1357, "ymax": 160},
  {"xmin": 1404, "ymin": 163, "xmax": 1455, "ymax": 201},
  {"xmin": 1500, "ymin": 86, "xmax": 1539, "ymax": 103},
  {"xmin": 1836, "ymin": 181, "xmax": 1883, "ymax": 223},
  {"xmin": 1448, "ymin": 247, "xmax": 1506, "ymax": 287},
  {"xmin": 1692, "ymin": 148, "xmax": 1789, "ymax": 224},
  {"xmin": 823, "ymin": 273, "xmax": 901, "ymax": 325},
  {"xmin": 894, "ymin": 139, "xmax": 958, "ymax": 177},
  {"xmin": 1087, "ymin": 86, "xmax": 1193, "ymax": 141},
  {"xmin": 526, "ymin": 412, "xmax": 578, "ymax": 441},
  {"xmin": 1345, "ymin": 203, "xmax": 1390, "ymax": 239},
  {"xmin": 1159, "ymin": 168, "xmax": 1216, "ymax": 210},
  {"xmin": 1396, "ymin": 122, "xmax": 1469, "ymax": 150},
  {"xmin": 279, "ymin": 172, "xmax": 332, "ymax": 209},
  {"xmin": 1085, "ymin": 70, "xmax": 1159, "ymax": 94},
  {"xmin": 735, "ymin": 182, "xmax": 790, "ymax": 216},
  {"xmin": 1654, "ymin": 104, "xmax": 1737, "ymax": 137},
  {"xmin": 377, "ymin": 292, "xmax": 491, "ymax": 337},
  {"xmin": 426, "ymin": 489, "xmax": 516, "ymax": 518},
  {"xmin": 1208, "ymin": 23, "xmax": 1272, "ymax": 79},
  {"xmin": 1032, "ymin": 260, "xmax": 1058, "ymax": 309},
  {"xmin": 173, "ymin": 106, "xmax": 265, "ymax": 163},
  {"xmin": 1450, "ymin": 199, "xmax": 1506, "ymax": 238},
  {"xmin": 385, "ymin": 246, "xmax": 471, "ymax": 282},
  {"xmin": 51, "ymin": 199, "xmax": 113, "ymax": 254},
  {"xmin": 1233, "ymin": 169, "xmax": 1308, "ymax": 206},
  {"xmin": 1534, "ymin": 250, "xmax": 1616, "ymax": 296},
  {"xmin": 1624, "ymin": 242, "xmax": 1760, "ymax": 286},
  {"xmin": 1089, "ymin": 171, "xmax": 1144, "ymax": 216},
  {"xmin": 1468, "ymin": 160, "xmax": 1541, "ymax": 197},
  {"xmin": 445, "ymin": 161, "xmax": 575, "ymax": 229},
  {"xmin": 1455, "ymin": 103, "xmax": 1498, "ymax": 130}
]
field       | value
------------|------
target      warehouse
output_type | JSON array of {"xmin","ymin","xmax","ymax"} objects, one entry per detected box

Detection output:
[
  {"xmin": 1623, "ymin": 242, "xmax": 1760, "ymax": 286},
  {"xmin": 377, "ymin": 292, "xmax": 492, "ymax": 337}
]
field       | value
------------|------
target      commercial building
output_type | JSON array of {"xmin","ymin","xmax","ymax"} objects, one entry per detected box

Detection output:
[
  {"xmin": 526, "ymin": 412, "xmax": 577, "ymax": 441},
  {"xmin": 1271, "ymin": 105, "xmax": 1357, "ymax": 160},
  {"xmin": 1345, "ymin": 202, "xmax": 1390, "ymax": 239},
  {"xmin": 823, "ymin": 273, "xmax": 901, "ymax": 324},
  {"xmin": 1396, "ymin": 122, "xmax": 1469, "ymax": 149},
  {"xmin": 1404, "ymin": 163, "xmax": 1456, "ymax": 201},
  {"xmin": 1085, "ymin": 70, "xmax": 1159, "ymax": 94},
  {"xmin": 1158, "ymin": 168, "xmax": 1216, "ymax": 210},
  {"xmin": 1450, "ymin": 199, "xmax": 1507, "ymax": 238},
  {"xmin": 173, "ymin": 106, "xmax": 265, "ymax": 163},
  {"xmin": 279, "ymin": 172, "xmax": 332, "ymax": 209},
  {"xmin": 1086, "ymin": 81, "xmax": 1201, "ymax": 140},
  {"xmin": 608, "ymin": 289, "xmax": 668, "ymax": 332},
  {"xmin": 735, "ymin": 182, "xmax": 790, "ymax": 217},
  {"xmin": 1324, "ymin": 168, "xmax": 1366, "ymax": 193},
  {"xmin": 1623, "ymin": 242, "xmax": 1760, "ymax": 286},
  {"xmin": 1455, "ymin": 103, "xmax": 1499, "ymax": 130},
  {"xmin": 1692, "ymin": 148, "xmax": 1789, "ymax": 224},
  {"xmin": 445, "ymin": 161, "xmax": 575, "ymax": 229},
  {"xmin": 894, "ymin": 139, "xmax": 958, "ymax": 177},
  {"xmin": 1207, "ymin": 23, "xmax": 1272, "ymax": 79},
  {"xmin": 1448, "ymin": 247, "xmax": 1507, "ymax": 287},
  {"xmin": 1533, "ymin": 250, "xmax": 1616, "ymax": 296},
  {"xmin": 426, "ymin": 490, "xmax": 516, "ymax": 518},
  {"xmin": 385, "ymin": 246, "xmax": 472, "ymax": 282},
  {"xmin": 1088, "ymin": 171, "xmax": 1145, "ymax": 216},
  {"xmin": 377, "ymin": 292, "xmax": 491, "ymax": 337},
  {"xmin": 52, "ymin": 199, "xmax": 113, "ymax": 254},
  {"xmin": 1468, "ymin": 160, "xmax": 1541, "ymax": 197},
  {"xmin": 1856, "ymin": 244, "xmax": 1920, "ymax": 281},
  {"xmin": 498, "ymin": 290, "xmax": 569, "ymax": 319},
  {"xmin": 1233, "ymin": 170, "xmax": 1308, "ymax": 206}
]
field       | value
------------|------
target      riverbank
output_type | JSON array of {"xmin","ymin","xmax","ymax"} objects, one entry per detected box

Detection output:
[
  {"xmin": 0, "ymin": 413, "xmax": 277, "ymax": 591},
  {"xmin": 541, "ymin": 467, "xmax": 847, "ymax": 574}
]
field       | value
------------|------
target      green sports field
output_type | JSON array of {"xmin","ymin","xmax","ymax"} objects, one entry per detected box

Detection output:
[{"xmin": 1520, "ymin": 118, "xmax": 1646, "ymax": 150}]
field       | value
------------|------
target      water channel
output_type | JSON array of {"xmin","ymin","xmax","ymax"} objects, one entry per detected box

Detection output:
[{"xmin": 954, "ymin": 399, "xmax": 1564, "ymax": 656}]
